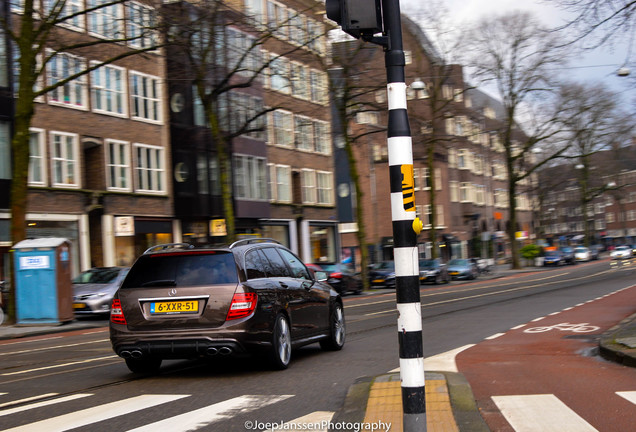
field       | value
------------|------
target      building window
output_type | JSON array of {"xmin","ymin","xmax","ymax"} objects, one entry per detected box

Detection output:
[
  {"xmin": 267, "ymin": 0, "xmax": 289, "ymax": 40},
  {"xmin": 475, "ymin": 184, "xmax": 485, "ymax": 205},
  {"xmin": 47, "ymin": 51, "xmax": 87, "ymax": 108},
  {"xmin": 209, "ymin": 157, "xmax": 220, "ymax": 195},
  {"xmin": 316, "ymin": 171, "xmax": 333, "ymax": 205},
  {"xmin": 436, "ymin": 205, "xmax": 445, "ymax": 227},
  {"xmin": 301, "ymin": 169, "xmax": 316, "ymax": 204},
  {"xmin": 450, "ymin": 181, "xmax": 459, "ymax": 202},
  {"xmin": 91, "ymin": 63, "xmax": 127, "ymax": 116},
  {"xmin": 128, "ymin": 2, "xmax": 157, "ymax": 49},
  {"xmin": 291, "ymin": 61, "xmax": 308, "ymax": 99},
  {"xmin": 0, "ymin": 27, "xmax": 7, "ymax": 87},
  {"xmin": 245, "ymin": 0, "xmax": 266, "ymax": 25},
  {"xmin": 314, "ymin": 121, "xmax": 331, "ymax": 155},
  {"xmin": 45, "ymin": 0, "xmax": 84, "ymax": 30},
  {"xmin": 0, "ymin": 122, "xmax": 10, "ymax": 180},
  {"xmin": 448, "ymin": 148, "xmax": 457, "ymax": 168},
  {"xmin": 270, "ymin": 164, "xmax": 291, "ymax": 203},
  {"xmin": 226, "ymin": 27, "xmax": 262, "ymax": 79},
  {"xmin": 310, "ymin": 69, "xmax": 327, "ymax": 104},
  {"xmin": 233, "ymin": 154, "xmax": 267, "ymax": 200},
  {"xmin": 106, "ymin": 140, "xmax": 130, "ymax": 191},
  {"xmin": 28, "ymin": 129, "xmax": 46, "ymax": 185},
  {"xmin": 269, "ymin": 55, "xmax": 290, "ymax": 94},
  {"xmin": 294, "ymin": 116, "xmax": 313, "ymax": 151},
  {"xmin": 135, "ymin": 143, "xmax": 165, "ymax": 193},
  {"xmin": 50, "ymin": 131, "xmax": 80, "ymax": 188},
  {"xmin": 130, "ymin": 71, "xmax": 161, "ymax": 123},
  {"xmin": 88, "ymin": 0, "xmax": 124, "ymax": 39},
  {"xmin": 460, "ymin": 182, "xmax": 472, "ymax": 203},
  {"xmin": 271, "ymin": 110, "xmax": 293, "ymax": 147}
]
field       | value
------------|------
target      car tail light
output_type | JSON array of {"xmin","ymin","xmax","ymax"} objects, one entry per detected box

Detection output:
[
  {"xmin": 226, "ymin": 292, "xmax": 257, "ymax": 320},
  {"xmin": 330, "ymin": 272, "xmax": 343, "ymax": 279},
  {"xmin": 110, "ymin": 299, "xmax": 127, "ymax": 325}
]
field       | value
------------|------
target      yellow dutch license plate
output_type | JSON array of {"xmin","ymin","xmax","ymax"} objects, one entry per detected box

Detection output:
[
  {"xmin": 73, "ymin": 302, "xmax": 86, "ymax": 309},
  {"xmin": 150, "ymin": 300, "xmax": 198, "ymax": 314},
  {"xmin": 450, "ymin": 272, "xmax": 459, "ymax": 275},
  {"xmin": 373, "ymin": 279, "xmax": 383, "ymax": 283}
]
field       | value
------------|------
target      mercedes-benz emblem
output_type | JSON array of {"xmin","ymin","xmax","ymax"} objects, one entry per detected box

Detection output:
[{"xmin": 169, "ymin": 288, "xmax": 177, "ymax": 296}]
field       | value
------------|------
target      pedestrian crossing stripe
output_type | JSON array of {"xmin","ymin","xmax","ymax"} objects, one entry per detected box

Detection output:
[
  {"xmin": 2, "ymin": 394, "xmax": 189, "ymax": 432},
  {"xmin": 0, "ymin": 393, "xmax": 92, "ymax": 417},
  {"xmin": 127, "ymin": 395, "xmax": 294, "ymax": 432},
  {"xmin": 492, "ymin": 394, "xmax": 597, "ymax": 432},
  {"xmin": 0, "ymin": 393, "xmax": 297, "ymax": 432}
]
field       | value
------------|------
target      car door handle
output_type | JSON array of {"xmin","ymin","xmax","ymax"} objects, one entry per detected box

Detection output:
[{"xmin": 279, "ymin": 282, "xmax": 289, "ymax": 288}]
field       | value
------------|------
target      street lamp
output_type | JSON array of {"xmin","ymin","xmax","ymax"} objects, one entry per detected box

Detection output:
[{"xmin": 617, "ymin": 67, "xmax": 631, "ymax": 77}]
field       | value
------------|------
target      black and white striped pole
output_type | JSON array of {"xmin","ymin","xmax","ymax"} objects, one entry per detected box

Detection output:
[
  {"xmin": 382, "ymin": 1, "xmax": 426, "ymax": 430},
  {"xmin": 326, "ymin": 0, "xmax": 425, "ymax": 429}
]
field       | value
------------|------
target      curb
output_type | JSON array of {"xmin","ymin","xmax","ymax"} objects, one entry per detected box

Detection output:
[{"xmin": 598, "ymin": 311, "xmax": 636, "ymax": 368}]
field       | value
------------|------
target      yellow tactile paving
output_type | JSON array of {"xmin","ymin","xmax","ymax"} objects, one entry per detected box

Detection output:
[{"xmin": 363, "ymin": 378, "xmax": 459, "ymax": 432}]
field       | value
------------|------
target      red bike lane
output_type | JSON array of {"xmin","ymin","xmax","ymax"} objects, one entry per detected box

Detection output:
[{"xmin": 455, "ymin": 285, "xmax": 636, "ymax": 431}]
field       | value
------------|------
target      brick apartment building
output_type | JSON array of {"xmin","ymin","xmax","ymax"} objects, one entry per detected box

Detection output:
[
  {"xmin": 2, "ymin": 0, "xmax": 172, "ymax": 277},
  {"xmin": 335, "ymin": 16, "xmax": 535, "ymax": 265},
  {"xmin": 539, "ymin": 145, "xmax": 636, "ymax": 248},
  {"xmin": 165, "ymin": 0, "xmax": 337, "ymax": 263}
]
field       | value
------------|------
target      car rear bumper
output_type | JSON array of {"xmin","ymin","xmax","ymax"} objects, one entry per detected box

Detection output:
[{"xmin": 112, "ymin": 338, "xmax": 251, "ymax": 359}]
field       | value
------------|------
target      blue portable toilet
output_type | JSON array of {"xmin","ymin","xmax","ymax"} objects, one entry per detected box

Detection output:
[{"xmin": 13, "ymin": 238, "xmax": 74, "ymax": 324}]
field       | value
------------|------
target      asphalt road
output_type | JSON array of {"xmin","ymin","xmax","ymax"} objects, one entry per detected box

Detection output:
[{"xmin": 0, "ymin": 258, "xmax": 632, "ymax": 431}]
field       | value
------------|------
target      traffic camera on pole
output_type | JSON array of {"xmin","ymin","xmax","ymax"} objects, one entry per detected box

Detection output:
[{"xmin": 325, "ymin": 0, "xmax": 383, "ymax": 41}]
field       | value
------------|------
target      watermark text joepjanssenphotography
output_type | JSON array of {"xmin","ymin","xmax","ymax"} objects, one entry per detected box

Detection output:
[{"xmin": 244, "ymin": 419, "xmax": 391, "ymax": 432}]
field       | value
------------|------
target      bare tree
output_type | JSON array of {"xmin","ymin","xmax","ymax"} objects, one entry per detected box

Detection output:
[
  {"xmin": 556, "ymin": 82, "xmax": 635, "ymax": 245},
  {"xmin": 463, "ymin": 11, "xmax": 574, "ymax": 269},
  {"xmin": 330, "ymin": 39, "xmax": 387, "ymax": 289},
  {"xmin": 403, "ymin": 3, "xmax": 472, "ymax": 259},
  {"xmin": 548, "ymin": 0, "xmax": 636, "ymax": 48}
]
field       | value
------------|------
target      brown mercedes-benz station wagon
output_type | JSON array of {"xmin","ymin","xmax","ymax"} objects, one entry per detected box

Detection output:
[{"xmin": 109, "ymin": 239, "xmax": 345, "ymax": 373}]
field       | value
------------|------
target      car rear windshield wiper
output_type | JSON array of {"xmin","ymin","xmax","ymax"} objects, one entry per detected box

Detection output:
[{"xmin": 140, "ymin": 279, "xmax": 177, "ymax": 287}]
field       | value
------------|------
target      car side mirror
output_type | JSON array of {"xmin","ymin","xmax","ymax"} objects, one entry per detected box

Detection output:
[{"xmin": 314, "ymin": 271, "xmax": 328, "ymax": 282}]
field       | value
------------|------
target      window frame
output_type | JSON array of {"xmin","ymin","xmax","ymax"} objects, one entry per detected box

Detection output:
[
  {"xmin": 130, "ymin": 71, "xmax": 162, "ymax": 124},
  {"xmin": 106, "ymin": 139, "xmax": 131, "ymax": 192},
  {"xmin": 50, "ymin": 131, "xmax": 80, "ymax": 188},
  {"xmin": 91, "ymin": 62, "xmax": 127, "ymax": 117},
  {"xmin": 134, "ymin": 143, "xmax": 166, "ymax": 194}
]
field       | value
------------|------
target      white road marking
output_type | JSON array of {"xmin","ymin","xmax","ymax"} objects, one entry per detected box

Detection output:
[
  {"xmin": 263, "ymin": 411, "xmax": 334, "ymax": 432},
  {"xmin": 1, "ymin": 355, "xmax": 118, "ymax": 376},
  {"xmin": 0, "ymin": 394, "xmax": 92, "ymax": 416},
  {"xmin": 0, "ymin": 339, "xmax": 109, "ymax": 357},
  {"xmin": 2, "ymin": 394, "xmax": 189, "ymax": 432},
  {"xmin": 127, "ymin": 395, "xmax": 293, "ymax": 431},
  {"xmin": 0, "ymin": 393, "xmax": 58, "ymax": 409},
  {"xmin": 617, "ymin": 391, "xmax": 636, "ymax": 404},
  {"xmin": 389, "ymin": 344, "xmax": 475, "ymax": 373},
  {"xmin": 485, "ymin": 333, "xmax": 505, "ymax": 340},
  {"xmin": 492, "ymin": 394, "xmax": 598, "ymax": 432}
]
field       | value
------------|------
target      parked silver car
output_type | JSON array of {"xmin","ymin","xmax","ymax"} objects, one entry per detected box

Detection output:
[{"xmin": 73, "ymin": 267, "xmax": 130, "ymax": 316}]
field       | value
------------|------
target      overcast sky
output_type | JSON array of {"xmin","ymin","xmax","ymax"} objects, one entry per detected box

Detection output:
[{"xmin": 400, "ymin": 0, "xmax": 633, "ymax": 99}]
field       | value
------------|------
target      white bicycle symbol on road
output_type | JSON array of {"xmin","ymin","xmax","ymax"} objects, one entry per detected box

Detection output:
[{"xmin": 523, "ymin": 322, "xmax": 600, "ymax": 333}]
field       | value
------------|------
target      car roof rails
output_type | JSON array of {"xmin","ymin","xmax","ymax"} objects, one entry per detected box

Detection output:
[
  {"xmin": 229, "ymin": 238, "xmax": 282, "ymax": 248},
  {"xmin": 143, "ymin": 243, "xmax": 195, "ymax": 254}
]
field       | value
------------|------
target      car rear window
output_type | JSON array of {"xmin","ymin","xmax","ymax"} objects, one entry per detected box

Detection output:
[
  {"xmin": 121, "ymin": 252, "xmax": 238, "ymax": 288},
  {"xmin": 72, "ymin": 268, "xmax": 122, "ymax": 284}
]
